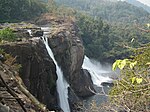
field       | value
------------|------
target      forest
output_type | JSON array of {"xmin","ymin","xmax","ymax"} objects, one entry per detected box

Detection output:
[
  {"xmin": 0, "ymin": 0, "xmax": 47, "ymax": 22},
  {"xmin": 1, "ymin": 0, "xmax": 150, "ymax": 61},
  {"xmin": 0, "ymin": 0, "xmax": 150, "ymax": 112},
  {"xmin": 54, "ymin": 0, "xmax": 150, "ymax": 62}
]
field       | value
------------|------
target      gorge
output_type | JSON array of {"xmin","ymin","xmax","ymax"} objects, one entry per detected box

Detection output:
[
  {"xmin": 0, "ymin": 0, "xmax": 149, "ymax": 111},
  {"xmin": 0, "ymin": 20, "xmax": 114, "ymax": 112}
]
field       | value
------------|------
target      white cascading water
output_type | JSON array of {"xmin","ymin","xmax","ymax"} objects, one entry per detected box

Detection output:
[
  {"xmin": 41, "ymin": 27, "xmax": 70, "ymax": 112},
  {"xmin": 82, "ymin": 56, "xmax": 112, "ymax": 87},
  {"xmin": 27, "ymin": 29, "xmax": 32, "ymax": 36}
]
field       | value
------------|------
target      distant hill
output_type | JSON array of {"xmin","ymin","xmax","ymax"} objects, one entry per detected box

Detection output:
[
  {"xmin": 40, "ymin": 0, "xmax": 48, "ymax": 2},
  {"xmin": 125, "ymin": 0, "xmax": 150, "ymax": 13},
  {"xmin": 55, "ymin": 0, "xmax": 150, "ymax": 24}
]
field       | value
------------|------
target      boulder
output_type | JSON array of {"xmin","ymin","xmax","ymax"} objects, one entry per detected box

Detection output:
[
  {"xmin": 71, "ymin": 69, "xmax": 95, "ymax": 97},
  {"xmin": 101, "ymin": 82, "xmax": 114, "ymax": 87}
]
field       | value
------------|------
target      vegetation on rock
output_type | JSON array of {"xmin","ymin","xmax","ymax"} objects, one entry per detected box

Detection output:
[{"xmin": 0, "ymin": 28, "xmax": 17, "ymax": 42}]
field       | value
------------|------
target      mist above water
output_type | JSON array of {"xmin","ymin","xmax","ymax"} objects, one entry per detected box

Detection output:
[{"xmin": 82, "ymin": 56, "xmax": 113, "ymax": 87}]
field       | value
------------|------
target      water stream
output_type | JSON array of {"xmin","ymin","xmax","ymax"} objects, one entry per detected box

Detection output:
[{"xmin": 41, "ymin": 27, "xmax": 70, "ymax": 112}]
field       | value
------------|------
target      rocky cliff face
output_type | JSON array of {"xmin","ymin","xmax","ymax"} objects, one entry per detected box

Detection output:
[
  {"xmin": 0, "ymin": 61, "xmax": 41, "ymax": 112},
  {"xmin": 47, "ymin": 22, "xmax": 95, "ymax": 97},
  {"xmin": 0, "ymin": 18, "xmax": 95, "ymax": 111},
  {"xmin": 0, "ymin": 38, "xmax": 58, "ymax": 110}
]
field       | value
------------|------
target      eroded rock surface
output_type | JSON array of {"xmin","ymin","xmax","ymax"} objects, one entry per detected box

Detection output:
[
  {"xmin": 0, "ymin": 61, "xmax": 49, "ymax": 112},
  {"xmin": 47, "ymin": 22, "xmax": 95, "ymax": 97},
  {"xmin": 0, "ymin": 18, "xmax": 95, "ymax": 111},
  {"xmin": 0, "ymin": 38, "xmax": 58, "ymax": 110}
]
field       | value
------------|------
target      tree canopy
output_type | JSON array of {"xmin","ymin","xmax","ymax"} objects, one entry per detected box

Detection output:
[
  {"xmin": 0, "ymin": 0, "xmax": 47, "ymax": 22},
  {"xmin": 55, "ymin": 0, "xmax": 150, "ymax": 62}
]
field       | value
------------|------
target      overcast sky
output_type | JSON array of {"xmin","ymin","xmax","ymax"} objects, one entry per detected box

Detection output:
[{"xmin": 137, "ymin": 0, "xmax": 150, "ymax": 6}]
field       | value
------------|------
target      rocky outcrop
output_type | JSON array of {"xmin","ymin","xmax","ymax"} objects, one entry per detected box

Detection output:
[
  {"xmin": 0, "ymin": 19, "xmax": 95, "ymax": 111},
  {"xmin": 0, "ymin": 38, "xmax": 58, "ymax": 110},
  {"xmin": 71, "ymin": 69, "xmax": 95, "ymax": 97},
  {"xmin": 47, "ymin": 22, "xmax": 95, "ymax": 97},
  {"xmin": 0, "ymin": 61, "xmax": 39, "ymax": 112},
  {"xmin": 0, "ymin": 61, "xmax": 50, "ymax": 112}
]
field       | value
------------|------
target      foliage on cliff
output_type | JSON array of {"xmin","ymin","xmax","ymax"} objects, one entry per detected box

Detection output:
[
  {"xmin": 0, "ymin": 28, "xmax": 17, "ymax": 42},
  {"xmin": 0, "ymin": 0, "xmax": 47, "ymax": 22}
]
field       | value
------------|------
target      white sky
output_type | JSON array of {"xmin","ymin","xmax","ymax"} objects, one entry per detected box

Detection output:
[
  {"xmin": 136, "ymin": 0, "xmax": 150, "ymax": 6},
  {"xmin": 120, "ymin": 0, "xmax": 150, "ymax": 6}
]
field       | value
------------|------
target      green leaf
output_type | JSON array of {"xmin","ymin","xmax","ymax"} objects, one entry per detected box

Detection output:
[
  {"xmin": 112, "ymin": 60, "xmax": 122, "ymax": 71},
  {"xmin": 112, "ymin": 61, "xmax": 118, "ymax": 71},
  {"xmin": 118, "ymin": 59, "xmax": 127, "ymax": 70},
  {"xmin": 136, "ymin": 78, "xmax": 143, "ymax": 84},
  {"xmin": 130, "ymin": 61, "xmax": 137, "ymax": 69},
  {"xmin": 131, "ymin": 77, "xmax": 136, "ymax": 84}
]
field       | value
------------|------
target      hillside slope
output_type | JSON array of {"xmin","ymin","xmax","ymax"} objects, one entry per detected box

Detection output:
[
  {"xmin": 55, "ymin": 0, "xmax": 150, "ymax": 23},
  {"xmin": 125, "ymin": 0, "xmax": 150, "ymax": 13}
]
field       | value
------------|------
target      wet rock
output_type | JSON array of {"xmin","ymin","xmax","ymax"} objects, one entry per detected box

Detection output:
[
  {"xmin": 14, "ymin": 29, "xmax": 30, "ymax": 38},
  {"xmin": 68, "ymin": 87, "xmax": 81, "ymax": 111},
  {"xmin": 32, "ymin": 30, "xmax": 43, "ymax": 37},
  {"xmin": 0, "ymin": 54, "xmax": 6, "ymax": 62},
  {"xmin": 101, "ymin": 82, "xmax": 114, "ymax": 87},
  {"xmin": 0, "ymin": 21, "xmax": 95, "ymax": 111}
]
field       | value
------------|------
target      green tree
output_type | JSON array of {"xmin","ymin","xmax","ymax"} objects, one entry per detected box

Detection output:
[
  {"xmin": 109, "ymin": 43, "xmax": 150, "ymax": 112},
  {"xmin": 0, "ymin": 0, "xmax": 47, "ymax": 22}
]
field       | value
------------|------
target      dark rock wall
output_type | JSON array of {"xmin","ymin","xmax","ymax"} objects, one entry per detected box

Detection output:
[
  {"xmin": 0, "ymin": 21, "xmax": 95, "ymax": 111},
  {"xmin": 48, "ymin": 23, "xmax": 95, "ymax": 97},
  {"xmin": 0, "ymin": 39, "xmax": 58, "ymax": 110}
]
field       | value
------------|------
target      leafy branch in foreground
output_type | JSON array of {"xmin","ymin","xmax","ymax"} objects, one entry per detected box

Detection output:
[{"xmin": 109, "ymin": 43, "xmax": 150, "ymax": 112}]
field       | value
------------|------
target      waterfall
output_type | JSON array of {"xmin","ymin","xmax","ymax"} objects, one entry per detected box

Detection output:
[
  {"xmin": 41, "ymin": 30, "xmax": 70, "ymax": 112},
  {"xmin": 27, "ymin": 29, "xmax": 32, "ymax": 36},
  {"xmin": 82, "ymin": 56, "xmax": 112, "ymax": 87}
]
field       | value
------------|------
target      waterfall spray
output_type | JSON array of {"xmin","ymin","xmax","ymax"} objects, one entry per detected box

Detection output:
[{"xmin": 82, "ymin": 56, "xmax": 112, "ymax": 87}]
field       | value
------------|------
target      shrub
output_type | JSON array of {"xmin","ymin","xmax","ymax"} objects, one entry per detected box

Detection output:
[
  {"xmin": 109, "ymin": 43, "xmax": 150, "ymax": 112},
  {"xmin": 0, "ymin": 28, "xmax": 16, "ymax": 42}
]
